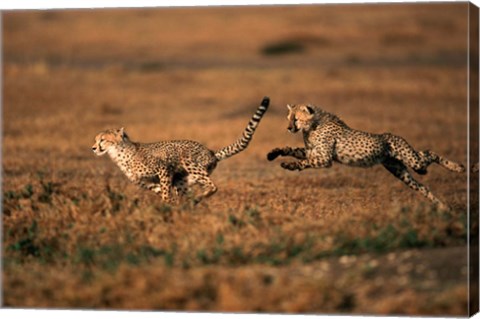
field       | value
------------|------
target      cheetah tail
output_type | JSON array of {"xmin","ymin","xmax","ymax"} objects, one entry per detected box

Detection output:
[{"xmin": 214, "ymin": 96, "xmax": 270, "ymax": 161}]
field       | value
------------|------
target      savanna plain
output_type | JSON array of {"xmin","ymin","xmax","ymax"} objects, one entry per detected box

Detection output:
[{"xmin": 2, "ymin": 3, "xmax": 477, "ymax": 315}]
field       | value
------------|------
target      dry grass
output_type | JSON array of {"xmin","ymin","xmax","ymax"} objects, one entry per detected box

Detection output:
[{"xmin": 2, "ymin": 3, "xmax": 474, "ymax": 315}]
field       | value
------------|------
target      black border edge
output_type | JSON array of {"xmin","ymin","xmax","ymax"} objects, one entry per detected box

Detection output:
[{"xmin": 469, "ymin": 1, "xmax": 479, "ymax": 317}]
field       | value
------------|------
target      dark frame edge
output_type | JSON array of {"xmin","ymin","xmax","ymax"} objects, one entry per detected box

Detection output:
[{"xmin": 469, "ymin": 1, "xmax": 479, "ymax": 317}]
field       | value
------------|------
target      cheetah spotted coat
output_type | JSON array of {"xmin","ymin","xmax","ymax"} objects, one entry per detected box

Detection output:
[
  {"xmin": 267, "ymin": 103, "xmax": 465, "ymax": 210},
  {"xmin": 92, "ymin": 97, "xmax": 270, "ymax": 204}
]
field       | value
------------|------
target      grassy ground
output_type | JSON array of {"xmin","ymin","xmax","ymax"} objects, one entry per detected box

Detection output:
[{"xmin": 2, "ymin": 3, "xmax": 475, "ymax": 315}]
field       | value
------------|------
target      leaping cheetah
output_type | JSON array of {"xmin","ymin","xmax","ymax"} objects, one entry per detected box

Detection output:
[
  {"xmin": 267, "ymin": 103, "xmax": 465, "ymax": 210},
  {"xmin": 92, "ymin": 97, "xmax": 269, "ymax": 204}
]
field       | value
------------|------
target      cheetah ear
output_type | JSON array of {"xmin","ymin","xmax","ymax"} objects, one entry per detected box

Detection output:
[
  {"xmin": 305, "ymin": 105, "xmax": 315, "ymax": 115},
  {"xmin": 119, "ymin": 128, "xmax": 130, "ymax": 141},
  {"xmin": 287, "ymin": 104, "xmax": 292, "ymax": 111},
  {"xmin": 119, "ymin": 127, "xmax": 128, "ymax": 138}
]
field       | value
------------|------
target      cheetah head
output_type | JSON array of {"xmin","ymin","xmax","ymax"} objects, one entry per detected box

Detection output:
[
  {"xmin": 286, "ymin": 104, "xmax": 315, "ymax": 133},
  {"xmin": 92, "ymin": 127, "xmax": 127, "ymax": 156}
]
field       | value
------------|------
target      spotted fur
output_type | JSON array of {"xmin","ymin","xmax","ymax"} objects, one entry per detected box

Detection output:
[
  {"xmin": 92, "ymin": 97, "xmax": 269, "ymax": 203},
  {"xmin": 267, "ymin": 103, "xmax": 465, "ymax": 210}
]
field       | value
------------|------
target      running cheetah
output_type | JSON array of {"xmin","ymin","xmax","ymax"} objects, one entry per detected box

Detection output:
[
  {"xmin": 92, "ymin": 97, "xmax": 270, "ymax": 204},
  {"xmin": 267, "ymin": 103, "xmax": 465, "ymax": 210}
]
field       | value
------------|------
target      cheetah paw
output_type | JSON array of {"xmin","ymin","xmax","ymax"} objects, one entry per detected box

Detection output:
[{"xmin": 267, "ymin": 149, "xmax": 282, "ymax": 161}]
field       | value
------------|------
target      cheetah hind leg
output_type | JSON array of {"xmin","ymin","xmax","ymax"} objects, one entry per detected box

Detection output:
[
  {"xmin": 417, "ymin": 150, "xmax": 465, "ymax": 173},
  {"xmin": 172, "ymin": 175, "xmax": 196, "ymax": 204},
  {"xmin": 383, "ymin": 159, "xmax": 450, "ymax": 211},
  {"xmin": 187, "ymin": 172, "xmax": 217, "ymax": 204},
  {"xmin": 384, "ymin": 134, "xmax": 465, "ymax": 175}
]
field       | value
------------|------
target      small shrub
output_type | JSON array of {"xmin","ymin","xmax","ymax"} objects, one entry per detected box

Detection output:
[
  {"xmin": 164, "ymin": 251, "xmax": 175, "ymax": 267},
  {"xmin": 38, "ymin": 180, "xmax": 59, "ymax": 204},
  {"xmin": 229, "ymin": 246, "xmax": 248, "ymax": 264},
  {"xmin": 74, "ymin": 244, "xmax": 170, "ymax": 271},
  {"xmin": 4, "ymin": 190, "xmax": 18, "ymax": 200},
  {"xmin": 8, "ymin": 220, "xmax": 58, "ymax": 262},
  {"xmin": 22, "ymin": 184, "xmax": 34, "ymax": 198},
  {"xmin": 261, "ymin": 41, "xmax": 305, "ymax": 56},
  {"xmin": 138, "ymin": 61, "xmax": 164, "ymax": 72},
  {"xmin": 228, "ymin": 214, "xmax": 245, "ymax": 228},
  {"xmin": 105, "ymin": 184, "xmax": 124, "ymax": 212},
  {"xmin": 4, "ymin": 184, "xmax": 34, "ymax": 201},
  {"xmin": 9, "ymin": 237, "xmax": 40, "ymax": 258},
  {"xmin": 244, "ymin": 206, "xmax": 261, "ymax": 225},
  {"xmin": 215, "ymin": 233, "xmax": 224, "ymax": 245},
  {"xmin": 76, "ymin": 247, "xmax": 95, "ymax": 266},
  {"xmin": 400, "ymin": 228, "xmax": 428, "ymax": 248},
  {"xmin": 333, "ymin": 223, "xmax": 430, "ymax": 255},
  {"xmin": 155, "ymin": 204, "xmax": 172, "ymax": 214}
]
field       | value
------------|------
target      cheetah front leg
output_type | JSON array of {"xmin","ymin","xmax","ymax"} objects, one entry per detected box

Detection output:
[
  {"xmin": 267, "ymin": 147, "xmax": 307, "ymax": 161},
  {"xmin": 144, "ymin": 167, "xmax": 174, "ymax": 203},
  {"xmin": 279, "ymin": 144, "xmax": 334, "ymax": 171},
  {"xmin": 383, "ymin": 158, "xmax": 449, "ymax": 210}
]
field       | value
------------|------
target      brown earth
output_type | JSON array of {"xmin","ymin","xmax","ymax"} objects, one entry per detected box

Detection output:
[{"xmin": 2, "ymin": 3, "xmax": 476, "ymax": 315}]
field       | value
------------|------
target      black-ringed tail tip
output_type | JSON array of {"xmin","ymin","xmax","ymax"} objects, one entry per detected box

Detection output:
[{"xmin": 261, "ymin": 97, "xmax": 270, "ymax": 107}]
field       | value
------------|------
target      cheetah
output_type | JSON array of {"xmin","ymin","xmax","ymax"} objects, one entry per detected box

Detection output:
[
  {"xmin": 267, "ymin": 103, "xmax": 465, "ymax": 210},
  {"xmin": 92, "ymin": 97, "xmax": 270, "ymax": 204}
]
